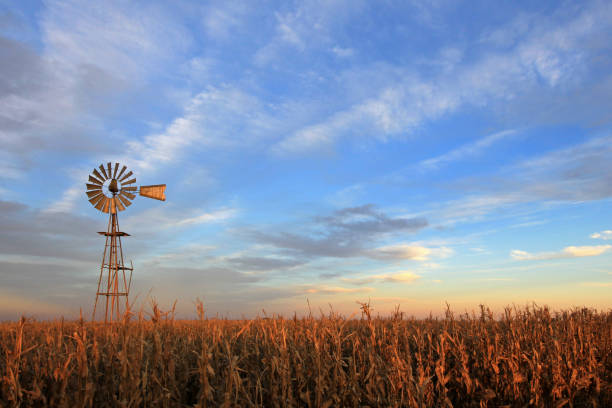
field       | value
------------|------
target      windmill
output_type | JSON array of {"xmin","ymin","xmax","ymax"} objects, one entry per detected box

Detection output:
[{"xmin": 86, "ymin": 162, "xmax": 166, "ymax": 323}]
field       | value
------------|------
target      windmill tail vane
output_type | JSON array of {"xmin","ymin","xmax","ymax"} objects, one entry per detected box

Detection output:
[{"xmin": 85, "ymin": 162, "xmax": 166, "ymax": 323}]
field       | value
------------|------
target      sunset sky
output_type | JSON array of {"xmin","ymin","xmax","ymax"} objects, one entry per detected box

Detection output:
[{"xmin": 1, "ymin": 0, "xmax": 611, "ymax": 319}]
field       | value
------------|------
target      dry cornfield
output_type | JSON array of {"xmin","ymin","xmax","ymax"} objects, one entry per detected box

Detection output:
[{"xmin": 1, "ymin": 303, "xmax": 611, "ymax": 407}]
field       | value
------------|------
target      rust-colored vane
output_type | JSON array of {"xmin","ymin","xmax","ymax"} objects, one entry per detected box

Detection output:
[
  {"xmin": 122, "ymin": 178, "xmax": 136, "ymax": 186},
  {"xmin": 116, "ymin": 165, "xmax": 127, "ymax": 180},
  {"xmin": 107, "ymin": 163, "xmax": 112, "ymax": 179},
  {"xmin": 101, "ymin": 197, "xmax": 110, "ymax": 213},
  {"xmin": 140, "ymin": 184, "xmax": 166, "ymax": 201},
  {"xmin": 87, "ymin": 190, "xmax": 102, "ymax": 198},
  {"xmin": 120, "ymin": 190, "xmax": 136, "ymax": 200},
  {"xmin": 87, "ymin": 183, "xmax": 102, "ymax": 191},
  {"xmin": 99, "ymin": 164, "xmax": 108, "ymax": 179},
  {"xmin": 119, "ymin": 171, "xmax": 133, "ymax": 182},
  {"xmin": 117, "ymin": 193, "xmax": 132, "ymax": 208},
  {"xmin": 92, "ymin": 168, "xmax": 106, "ymax": 182},
  {"xmin": 115, "ymin": 197, "xmax": 125, "ymax": 212},
  {"xmin": 95, "ymin": 197, "xmax": 106, "ymax": 211},
  {"xmin": 89, "ymin": 194, "xmax": 105, "ymax": 207},
  {"xmin": 88, "ymin": 175, "xmax": 103, "ymax": 185},
  {"xmin": 113, "ymin": 163, "xmax": 119, "ymax": 178}
]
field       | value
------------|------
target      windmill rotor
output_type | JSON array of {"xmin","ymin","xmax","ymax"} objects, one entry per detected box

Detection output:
[{"xmin": 85, "ymin": 162, "xmax": 166, "ymax": 213}]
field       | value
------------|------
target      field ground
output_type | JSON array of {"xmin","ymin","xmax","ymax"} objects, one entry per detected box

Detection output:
[{"xmin": 1, "ymin": 303, "xmax": 611, "ymax": 407}]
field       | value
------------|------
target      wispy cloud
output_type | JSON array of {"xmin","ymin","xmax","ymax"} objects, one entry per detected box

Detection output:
[
  {"xmin": 175, "ymin": 208, "xmax": 236, "ymax": 227},
  {"xmin": 225, "ymin": 256, "xmax": 305, "ymax": 272},
  {"xmin": 591, "ymin": 230, "xmax": 612, "ymax": 240},
  {"xmin": 370, "ymin": 244, "xmax": 432, "ymax": 261},
  {"xmin": 303, "ymin": 285, "xmax": 374, "ymax": 294},
  {"xmin": 342, "ymin": 271, "xmax": 420, "ymax": 285},
  {"xmin": 251, "ymin": 204, "xmax": 428, "ymax": 259},
  {"xmin": 419, "ymin": 135, "xmax": 612, "ymax": 226},
  {"xmin": 511, "ymin": 245, "xmax": 612, "ymax": 261},
  {"xmin": 420, "ymin": 129, "xmax": 518, "ymax": 170},
  {"xmin": 44, "ymin": 186, "xmax": 82, "ymax": 213},
  {"xmin": 271, "ymin": 1, "xmax": 611, "ymax": 155},
  {"xmin": 126, "ymin": 86, "xmax": 277, "ymax": 171},
  {"xmin": 122, "ymin": 206, "xmax": 237, "ymax": 234}
]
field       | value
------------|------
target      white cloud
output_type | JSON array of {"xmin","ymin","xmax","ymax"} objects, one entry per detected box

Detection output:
[
  {"xmin": 175, "ymin": 208, "xmax": 237, "ymax": 227},
  {"xmin": 372, "ymin": 244, "xmax": 431, "ymax": 261},
  {"xmin": 511, "ymin": 245, "xmax": 612, "ymax": 261},
  {"xmin": 369, "ymin": 243, "xmax": 452, "ymax": 261},
  {"xmin": 0, "ymin": 0, "xmax": 194, "ymax": 180},
  {"xmin": 272, "ymin": 82, "xmax": 457, "ymax": 154},
  {"xmin": 254, "ymin": 0, "xmax": 365, "ymax": 64},
  {"xmin": 342, "ymin": 271, "xmax": 420, "ymax": 285},
  {"xmin": 303, "ymin": 285, "xmax": 374, "ymax": 294},
  {"xmin": 202, "ymin": 2, "xmax": 250, "ymax": 39},
  {"xmin": 271, "ymin": 1, "xmax": 610, "ymax": 155},
  {"xmin": 420, "ymin": 129, "xmax": 518, "ymax": 169},
  {"xmin": 122, "ymin": 206, "xmax": 237, "ymax": 233},
  {"xmin": 331, "ymin": 46, "xmax": 354, "ymax": 57},
  {"xmin": 44, "ymin": 186, "xmax": 82, "ymax": 214},
  {"xmin": 42, "ymin": 0, "xmax": 190, "ymax": 81},
  {"xmin": 413, "ymin": 135, "xmax": 612, "ymax": 226},
  {"xmin": 591, "ymin": 230, "xmax": 612, "ymax": 240},
  {"xmin": 126, "ymin": 86, "xmax": 276, "ymax": 171}
]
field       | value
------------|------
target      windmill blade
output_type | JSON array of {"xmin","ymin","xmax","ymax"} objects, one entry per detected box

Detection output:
[
  {"xmin": 116, "ymin": 165, "xmax": 127, "ymax": 180},
  {"xmin": 120, "ymin": 190, "xmax": 136, "ymax": 200},
  {"xmin": 122, "ymin": 186, "xmax": 137, "ymax": 192},
  {"xmin": 88, "ymin": 175, "xmax": 103, "ymax": 185},
  {"xmin": 86, "ymin": 183, "xmax": 103, "ymax": 191},
  {"xmin": 92, "ymin": 168, "xmax": 106, "ymax": 182},
  {"xmin": 95, "ymin": 197, "xmax": 106, "ymax": 211},
  {"xmin": 119, "ymin": 171, "xmax": 133, "ymax": 182},
  {"xmin": 115, "ymin": 197, "xmax": 125, "ymax": 212},
  {"xmin": 107, "ymin": 163, "xmax": 112, "ymax": 179},
  {"xmin": 99, "ymin": 164, "xmax": 108, "ymax": 179},
  {"xmin": 122, "ymin": 178, "xmax": 136, "ymax": 186},
  {"xmin": 118, "ymin": 193, "xmax": 132, "ymax": 208},
  {"xmin": 89, "ymin": 194, "xmax": 105, "ymax": 207},
  {"xmin": 113, "ymin": 163, "xmax": 119, "ymax": 178},
  {"xmin": 101, "ymin": 197, "xmax": 111, "ymax": 213},
  {"xmin": 87, "ymin": 190, "xmax": 103, "ymax": 198},
  {"xmin": 139, "ymin": 184, "xmax": 166, "ymax": 201}
]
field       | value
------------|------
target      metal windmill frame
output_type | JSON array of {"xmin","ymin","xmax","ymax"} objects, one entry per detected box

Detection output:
[{"xmin": 86, "ymin": 162, "xmax": 166, "ymax": 323}]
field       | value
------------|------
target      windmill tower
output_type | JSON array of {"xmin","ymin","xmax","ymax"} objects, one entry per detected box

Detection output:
[{"xmin": 86, "ymin": 162, "xmax": 166, "ymax": 323}]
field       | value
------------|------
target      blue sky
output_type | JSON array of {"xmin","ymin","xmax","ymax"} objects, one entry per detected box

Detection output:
[{"xmin": 1, "ymin": 0, "xmax": 611, "ymax": 319}]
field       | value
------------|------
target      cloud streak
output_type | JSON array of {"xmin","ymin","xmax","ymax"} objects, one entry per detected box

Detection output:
[
  {"xmin": 271, "ymin": 1, "xmax": 612, "ymax": 154},
  {"xmin": 251, "ymin": 204, "xmax": 428, "ymax": 259},
  {"xmin": 342, "ymin": 271, "xmax": 420, "ymax": 285},
  {"xmin": 511, "ymin": 245, "xmax": 612, "ymax": 261},
  {"xmin": 420, "ymin": 129, "xmax": 518, "ymax": 170},
  {"xmin": 591, "ymin": 230, "xmax": 612, "ymax": 240}
]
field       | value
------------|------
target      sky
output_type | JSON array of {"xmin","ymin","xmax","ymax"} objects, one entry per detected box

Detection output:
[{"xmin": 1, "ymin": 0, "xmax": 611, "ymax": 320}]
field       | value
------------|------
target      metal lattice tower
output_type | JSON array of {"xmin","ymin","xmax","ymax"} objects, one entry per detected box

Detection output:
[{"xmin": 85, "ymin": 162, "xmax": 166, "ymax": 323}]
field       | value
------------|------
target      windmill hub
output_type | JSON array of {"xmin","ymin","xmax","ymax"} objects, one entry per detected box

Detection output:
[
  {"xmin": 108, "ymin": 178, "xmax": 119, "ymax": 193},
  {"xmin": 85, "ymin": 162, "xmax": 166, "ymax": 323}
]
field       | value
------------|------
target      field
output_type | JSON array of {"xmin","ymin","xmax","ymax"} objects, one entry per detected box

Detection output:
[{"xmin": 1, "ymin": 303, "xmax": 611, "ymax": 407}]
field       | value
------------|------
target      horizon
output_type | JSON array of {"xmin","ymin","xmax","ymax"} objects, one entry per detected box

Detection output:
[{"xmin": 1, "ymin": 0, "xmax": 612, "ymax": 320}]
